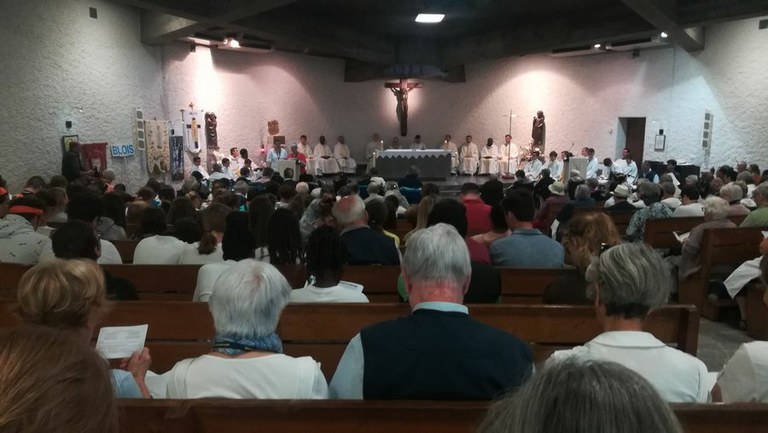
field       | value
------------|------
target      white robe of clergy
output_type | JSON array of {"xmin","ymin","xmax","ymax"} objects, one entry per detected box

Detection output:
[
  {"xmin": 479, "ymin": 144, "xmax": 499, "ymax": 175},
  {"xmin": 365, "ymin": 140, "xmax": 383, "ymax": 171},
  {"xmin": 442, "ymin": 141, "xmax": 459, "ymax": 173},
  {"xmin": 334, "ymin": 142, "xmax": 357, "ymax": 174},
  {"xmin": 544, "ymin": 159, "xmax": 563, "ymax": 181},
  {"xmin": 525, "ymin": 158, "xmax": 543, "ymax": 179},
  {"xmin": 298, "ymin": 143, "xmax": 316, "ymax": 175},
  {"xmin": 314, "ymin": 143, "xmax": 338, "ymax": 175},
  {"xmin": 459, "ymin": 142, "xmax": 479, "ymax": 175},
  {"xmin": 499, "ymin": 141, "xmax": 520, "ymax": 174}
]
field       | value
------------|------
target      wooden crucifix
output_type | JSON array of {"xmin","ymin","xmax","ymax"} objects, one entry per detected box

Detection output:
[{"xmin": 385, "ymin": 78, "xmax": 422, "ymax": 137}]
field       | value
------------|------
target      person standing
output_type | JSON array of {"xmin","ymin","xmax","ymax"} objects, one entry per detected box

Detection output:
[
  {"xmin": 365, "ymin": 133, "xmax": 383, "ymax": 172},
  {"xmin": 266, "ymin": 143, "xmax": 288, "ymax": 170},
  {"xmin": 61, "ymin": 141, "xmax": 90, "ymax": 182}
]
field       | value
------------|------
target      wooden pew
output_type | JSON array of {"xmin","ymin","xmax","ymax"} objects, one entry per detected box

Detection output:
[
  {"xmin": 498, "ymin": 267, "xmax": 578, "ymax": 303},
  {"xmin": 118, "ymin": 400, "xmax": 768, "ymax": 433},
  {"xmin": 0, "ymin": 302, "xmax": 700, "ymax": 377},
  {"xmin": 679, "ymin": 227, "xmax": 764, "ymax": 320},
  {"xmin": 746, "ymin": 282, "xmax": 768, "ymax": 340},
  {"xmin": 644, "ymin": 215, "xmax": 748, "ymax": 250},
  {"xmin": 104, "ymin": 265, "xmax": 202, "ymax": 301},
  {"xmin": 392, "ymin": 219, "xmax": 415, "ymax": 242},
  {"xmin": 112, "ymin": 240, "xmax": 137, "ymax": 264},
  {"xmin": 573, "ymin": 207, "xmax": 634, "ymax": 235}
]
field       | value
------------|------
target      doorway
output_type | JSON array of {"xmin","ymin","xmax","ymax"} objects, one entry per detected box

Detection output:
[{"xmin": 617, "ymin": 117, "xmax": 646, "ymax": 166}]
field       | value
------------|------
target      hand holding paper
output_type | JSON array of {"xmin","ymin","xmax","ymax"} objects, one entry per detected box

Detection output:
[{"xmin": 96, "ymin": 325, "xmax": 148, "ymax": 359}]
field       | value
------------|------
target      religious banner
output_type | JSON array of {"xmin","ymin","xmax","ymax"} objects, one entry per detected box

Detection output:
[
  {"xmin": 145, "ymin": 119, "xmax": 170, "ymax": 174},
  {"xmin": 169, "ymin": 136, "xmax": 185, "ymax": 181},
  {"xmin": 182, "ymin": 108, "xmax": 204, "ymax": 154},
  {"xmin": 81, "ymin": 142, "xmax": 108, "ymax": 173}
]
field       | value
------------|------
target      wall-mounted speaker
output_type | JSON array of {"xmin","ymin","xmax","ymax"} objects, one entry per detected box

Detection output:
[
  {"xmin": 702, "ymin": 111, "xmax": 713, "ymax": 149},
  {"xmin": 135, "ymin": 108, "xmax": 146, "ymax": 150}
]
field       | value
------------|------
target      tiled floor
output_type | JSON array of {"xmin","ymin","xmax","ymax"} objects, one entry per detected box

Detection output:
[{"xmin": 697, "ymin": 319, "xmax": 753, "ymax": 371}]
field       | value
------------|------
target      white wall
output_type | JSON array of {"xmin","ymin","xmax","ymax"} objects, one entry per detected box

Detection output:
[
  {"xmin": 1, "ymin": 1, "xmax": 766, "ymax": 193},
  {"xmin": 0, "ymin": 0, "xmax": 163, "ymax": 193}
]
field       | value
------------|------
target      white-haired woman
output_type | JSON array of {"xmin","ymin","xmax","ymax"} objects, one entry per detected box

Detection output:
[
  {"xmin": 679, "ymin": 196, "xmax": 736, "ymax": 281},
  {"xmin": 168, "ymin": 259, "xmax": 328, "ymax": 398},
  {"xmin": 546, "ymin": 242, "xmax": 710, "ymax": 403},
  {"xmin": 478, "ymin": 360, "xmax": 682, "ymax": 433}
]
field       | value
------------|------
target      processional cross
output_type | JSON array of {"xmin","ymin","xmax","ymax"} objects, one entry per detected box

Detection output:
[{"xmin": 385, "ymin": 78, "xmax": 422, "ymax": 137}]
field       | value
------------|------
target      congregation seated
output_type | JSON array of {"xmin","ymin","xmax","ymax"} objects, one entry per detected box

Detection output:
[
  {"xmin": 330, "ymin": 224, "xmax": 532, "ymax": 399},
  {"xmin": 402, "ymin": 194, "xmax": 437, "ymax": 246},
  {"xmin": 427, "ymin": 198, "xmax": 490, "ymax": 265},
  {"xmin": 479, "ymin": 175, "xmax": 504, "ymax": 206},
  {"xmin": 533, "ymin": 180, "xmax": 568, "ymax": 227},
  {"xmin": 679, "ymin": 197, "xmax": 737, "ymax": 282},
  {"xmin": 723, "ymin": 238, "xmax": 768, "ymax": 323},
  {"xmin": 179, "ymin": 203, "xmax": 230, "ymax": 265},
  {"xmin": 168, "ymin": 260, "xmax": 328, "ymax": 399},
  {"xmin": 0, "ymin": 326, "xmax": 118, "ymax": 433},
  {"xmin": 194, "ymin": 212, "xmax": 257, "ymax": 302},
  {"xmin": 659, "ymin": 182, "xmax": 681, "ymax": 210},
  {"xmin": 672, "ymin": 184, "xmax": 705, "ymax": 217},
  {"xmin": 554, "ymin": 184, "xmax": 596, "ymax": 234},
  {"xmin": 544, "ymin": 212, "xmax": 621, "ymax": 305},
  {"xmin": 262, "ymin": 208, "xmax": 303, "ymax": 265},
  {"xmin": 625, "ymin": 182, "xmax": 673, "ymax": 242},
  {"xmin": 479, "ymin": 360, "xmax": 683, "ymax": 433},
  {"xmin": 99, "ymin": 191, "xmax": 128, "ymax": 241},
  {"xmin": 298, "ymin": 187, "xmax": 336, "ymax": 244},
  {"xmin": 490, "ymin": 189, "xmax": 564, "ymax": 268},
  {"xmin": 132, "ymin": 207, "xmax": 185, "ymax": 264},
  {"xmin": 547, "ymin": 242, "xmax": 710, "ymax": 403},
  {"xmin": 290, "ymin": 226, "xmax": 369, "ymax": 303},
  {"xmin": 719, "ymin": 183, "xmax": 750, "ymax": 216},
  {"xmin": 604, "ymin": 184, "xmax": 636, "ymax": 213},
  {"xmin": 333, "ymin": 195, "xmax": 399, "ymax": 266},
  {"xmin": 398, "ymin": 166, "xmax": 423, "ymax": 189},
  {"xmin": 0, "ymin": 195, "xmax": 48, "ymax": 264},
  {"xmin": 365, "ymin": 199, "xmax": 400, "ymax": 248},
  {"xmin": 15, "ymin": 259, "xmax": 151, "ymax": 398}
]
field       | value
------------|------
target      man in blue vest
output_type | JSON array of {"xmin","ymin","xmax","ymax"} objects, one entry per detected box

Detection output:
[{"xmin": 329, "ymin": 223, "xmax": 532, "ymax": 399}]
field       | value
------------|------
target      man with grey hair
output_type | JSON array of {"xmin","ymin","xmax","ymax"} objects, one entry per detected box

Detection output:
[
  {"xmin": 332, "ymin": 195, "xmax": 399, "ymax": 265},
  {"xmin": 740, "ymin": 182, "xmax": 768, "ymax": 227},
  {"xmin": 364, "ymin": 182, "xmax": 384, "ymax": 204},
  {"xmin": 659, "ymin": 182, "xmax": 680, "ymax": 209},
  {"xmin": 719, "ymin": 183, "xmax": 750, "ymax": 216},
  {"xmin": 329, "ymin": 223, "xmax": 532, "ymax": 399},
  {"xmin": 208, "ymin": 163, "xmax": 230, "ymax": 182},
  {"xmin": 625, "ymin": 182, "xmax": 673, "ymax": 242},
  {"xmin": 547, "ymin": 242, "xmax": 710, "ymax": 402}
]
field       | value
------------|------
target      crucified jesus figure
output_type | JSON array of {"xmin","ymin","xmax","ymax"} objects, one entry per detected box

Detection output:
[{"xmin": 385, "ymin": 79, "xmax": 422, "ymax": 137}]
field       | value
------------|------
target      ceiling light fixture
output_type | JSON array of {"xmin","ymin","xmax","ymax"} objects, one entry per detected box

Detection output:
[
  {"xmin": 415, "ymin": 13, "xmax": 445, "ymax": 23},
  {"xmin": 593, "ymin": 43, "xmax": 602, "ymax": 49},
  {"xmin": 660, "ymin": 31, "xmax": 668, "ymax": 38},
  {"xmin": 228, "ymin": 38, "xmax": 241, "ymax": 48}
]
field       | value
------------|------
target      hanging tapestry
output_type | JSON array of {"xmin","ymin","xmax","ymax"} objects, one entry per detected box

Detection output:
[
  {"xmin": 170, "ymin": 136, "xmax": 185, "ymax": 182},
  {"xmin": 80, "ymin": 142, "xmax": 108, "ymax": 173},
  {"xmin": 145, "ymin": 119, "xmax": 170, "ymax": 174},
  {"xmin": 183, "ymin": 110, "xmax": 204, "ymax": 154}
]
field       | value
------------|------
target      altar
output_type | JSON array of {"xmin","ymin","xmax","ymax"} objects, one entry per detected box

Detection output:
[{"xmin": 375, "ymin": 149, "xmax": 452, "ymax": 179}]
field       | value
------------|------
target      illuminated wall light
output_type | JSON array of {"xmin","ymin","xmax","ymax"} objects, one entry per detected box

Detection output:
[
  {"xmin": 415, "ymin": 13, "xmax": 445, "ymax": 23},
  {"xmin": 228, "ymin": 38, "xmax": 241, "ymax": 48},
  {"xmin": 660, "ymin": 31, "xmax": 668, "ymax": 38}
]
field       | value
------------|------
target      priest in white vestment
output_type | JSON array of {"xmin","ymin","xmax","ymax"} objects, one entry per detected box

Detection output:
[
  {"xmin": 525, "ymin": 151, "xmax": 543, "ymax": 179},
  {"xmin": 441, "ymin": 134, "xmax": 459, "ymax": 174},
  {"xmin": 334, "ymin": 135, "xmax": 357, "ymax": 174},
  {"xmin": 410, "ymin": 135, "xmax": 426, "ymax": 150},
  {"xmin": 622, "ymin": 148, "xmax": 639, "ymax": 184},
  {"xmin": 365, "ymin": 133, "xmax": 383, "ymax": 172},
  {"xmin": 459, "ymin": 135, "xmax": 479, "ymax": 175},
  {"xmin": 387, "ymin": 137, "xmax": 401, "ymax": 150},
  {"xmin": 478, "ymin": 138, "xmax": 498, "ymax": 175},
  {"xmin": 313, "ymin": 136, "xmax": 338, "ymax": 175},
  {"xmin": 498, "ymin": 134, "xmax": 520, "ymax": 174},
  {"xmin": 297, "ymin": 135, "xmax": 316, "ymax": 175}
]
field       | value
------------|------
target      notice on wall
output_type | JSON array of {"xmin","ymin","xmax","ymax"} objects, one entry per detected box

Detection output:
[
  {"xmin": 96, "ymin": 324, "xmax": 148, "ymax": 359},
  {"xmin": 110, "ymin": 143, "xmax": 136, "ymax": 158}
]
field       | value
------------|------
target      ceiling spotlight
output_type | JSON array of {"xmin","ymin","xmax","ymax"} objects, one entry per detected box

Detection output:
[
  {"xmin": 593, "ymin": 43, "xmax": 602, "ymax": 49},
  {"xmin": 415, "ymin": 13, "xmax": 445, "ymax": 23},
  {"xmin": 660, "ymin": 31, "xmax": 668, "ymax": 38},
  {"xmin": 228, "ymin": 38, "xmax": 241, "ymax": 48}
]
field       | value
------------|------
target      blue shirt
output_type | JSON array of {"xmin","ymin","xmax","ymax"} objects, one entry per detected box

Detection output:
[
  {"xmin": 112, "ymin": 369, "xmax": 143, "ymax": 398},
  {"xmin": 489, "ymin": 228, "xmax": 564, "ymax": 268},
  {"xmin": 329, "ymin": 302, "xmax": 468, "ymax": 399}
]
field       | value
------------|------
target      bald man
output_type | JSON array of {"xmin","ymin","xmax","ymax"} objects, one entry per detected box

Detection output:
[{"xmin": 332, "ymin": 195, "xmax": 399, "ymax": 265}]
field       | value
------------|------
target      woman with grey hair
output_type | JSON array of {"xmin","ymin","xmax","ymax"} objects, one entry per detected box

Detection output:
[
  {"xmin": 679, "ymin": 197, "xmax": 737, "ymax": 282},
  {"xmin": 168, "ymin": 259, "xmax": 328, "ymax": 398},
  {"xmin": 478, "ymin": 360, "xmax": 682, "ymax": 433},
  {"xmin": 719, "ymin": 183, "xmax": 750, "ymax": 216},
  {"xmin": 625, "ymin": 182, "xmax": 673, "ymax": 241},
  {"xmin": 546, "ymin": 242, "xmax": 710, "ymax": 402}
]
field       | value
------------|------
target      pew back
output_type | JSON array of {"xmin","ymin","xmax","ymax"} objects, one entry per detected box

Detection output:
[
  {"xmin": 0, "ymin": 301, "xmax": 699, "ymax": 377},
  {"xmin": 644, "ymin": 215, "xmax": 748, "ymax": 249},
  {"xmin": 117, "ymin": 400, "xmax": 768, "ymax": 433}
]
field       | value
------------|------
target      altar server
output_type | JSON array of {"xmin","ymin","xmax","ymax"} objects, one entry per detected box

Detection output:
[
  {"xmin": 525, "ymin": 151, "xmax": 543, "ymax": 179},
  {"xmin": 479, "ymin": 138, "xmax": 498, "ymax": 175},
  {"xmin": 366, "ymin": 133, "xmax": 383, "ymax": 172},
  {"xmin": 544, "ymin": 151, "xmax": 563, "ymax": 180},
  {"xmin": 314, "ymin": 136, "xmax": 338, "ymax": 175},
  {"xmin": 459, "ymin": 135, "xmax": 479, "ymax": 175},
  {"xmin": 334, "ymin": 135, "xmax": 357, "ymax": 174}
]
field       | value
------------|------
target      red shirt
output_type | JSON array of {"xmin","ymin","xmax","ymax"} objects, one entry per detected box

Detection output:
[
  {"xmin": 462, "ymin": 197, "xmax": 493, "ymax": 236},
  {"xmin": 465, "ymin": 238, "xmax": 491, "ymax": 264},
  {"xmin": 294, "ymin": 152, "xmax": 308, "ymax": 174}
]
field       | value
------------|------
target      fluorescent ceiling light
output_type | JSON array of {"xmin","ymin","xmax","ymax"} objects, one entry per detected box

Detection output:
[
  {"xmin": 228, "ymin": 38, "xmax": 241, "ymax": 48},
  {"xmin": 660, "ymin": 31, "xmax": 668, "ymax": 38},
  {"xmin": 415, "ymin": 13, "xmax": 445, "ymax": 23}
]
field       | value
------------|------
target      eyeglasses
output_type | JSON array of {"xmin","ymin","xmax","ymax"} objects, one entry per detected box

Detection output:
[{"xmin": 599, "ymin": 242, "xmax": 612, "ymax": 256}]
